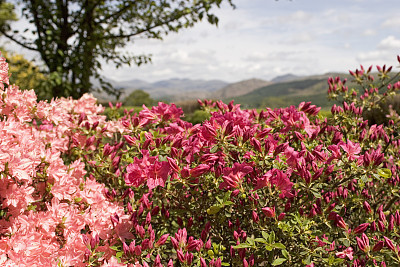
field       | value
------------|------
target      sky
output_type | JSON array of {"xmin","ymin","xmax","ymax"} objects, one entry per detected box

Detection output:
[{"xmin": 3, "ymin": 0, "xmax": 400, "ymax": 83}]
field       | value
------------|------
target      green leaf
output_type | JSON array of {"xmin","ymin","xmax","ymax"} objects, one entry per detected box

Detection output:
[
  {"xmin": 265, "ymin": 244, "xmax": 273, "ymax": 251},
  {"xmin": 233, "ymin": 243, "xmax": 252, "ymax": 249},
  {"xmin": 273, "ymin": 243, "xmax": 286, "ymax": 249},
  {"xmin": 247, "ymin": 237, "xmax": 255, "ymax": 246},
  {"xmin": 282, "ymin": 249, "xmax": 289, "ymax": 259},
  {"xmin": 210, "ymin": 145, "xmax": 218, "ymax": 153},
  {"xmin": 272, "ymin": 258, "xmax": 287, "ymax": 266},
  {"xmin": 222, "ymin": 201, "xmax": 234, "ymax": 206},
  {"xmin": 262, "ymin": 231, "xmax": 269, "ymax": 241},
  {"xmin": 311, "ymin": 189, "xmax": 321, "ymax": 198},
  {"xmin": 115, "ymin": 251, "xmax": 123, "ymax": 258},
  {"xmin": 255, "ymin": 238, "xmax": 267, "ymax": 243},
  {"xmin": 269, "ymin": 231, "xmax": 275, "ymax": 243},
  {"xmin": 207, "ymin": 205, "xmax": 221, "ymax": 215},
  {"xmin": 342, "ymin": 239, "xmax": 350, "ymax": 247},
  {"xmin": 378, "ymin": 168, "xmax": 392, "ymax": 178}
]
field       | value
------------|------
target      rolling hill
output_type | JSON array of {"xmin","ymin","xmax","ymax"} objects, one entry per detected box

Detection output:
[
  {"xmin": 229, "ymin": 73, "xmax": 351, "ymax": 109},
  {"xmin": 94, "ymin": 72, "xmax": 357, "ymax": 110},
  {"xmin": 212, "ymin": 78, "xmax": 271, "ymax": 99}
]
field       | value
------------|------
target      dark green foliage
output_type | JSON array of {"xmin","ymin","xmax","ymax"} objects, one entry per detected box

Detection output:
[
  {"xmin": 103, "ymin": 106, "xmax": 143, "ymax": 120},
  {"xmin": 363, "ymin": 94, "xmax": 400, "ymax": 126},
  {"xmin": 183, "ymin": 109, "xmax": 211, "ymax": 124},
  {"xmin": 0, "ymin": 0, "xmax": 16, "ymax": 32},
  {"xmin": 232, "ymin": 79, "xmax": 326, "ymax": 108},
  {"xmin": 123, "ymin": 89, "xmax": 154, "ymax": 107}
]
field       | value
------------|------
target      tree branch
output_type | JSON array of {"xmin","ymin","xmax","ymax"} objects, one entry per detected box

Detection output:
[
  {"xmin": 0, "ymin": 30, "xmax": 38, "ymax": 51},
  {"xmin": 98, "ymin": 2, "xmax": 136, "ymax": 25},
  {"xmin": 100, "ymin": 12, "xmax": 190, "ymax": 40}
]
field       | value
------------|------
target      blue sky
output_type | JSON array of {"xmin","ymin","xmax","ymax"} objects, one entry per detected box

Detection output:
[{"xmin": 3, "ymin": 0, "xmax": 400, "ymax": 83}]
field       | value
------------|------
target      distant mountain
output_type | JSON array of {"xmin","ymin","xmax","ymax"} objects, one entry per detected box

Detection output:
[
  {"xmin": 115, "ymin": 79, "xmax": 153, "ymax": 90},
  {"xmin": 212, "ymin": 78, "xmax": 271, "ymax": 99},
  {"xmin": 271, "ymin": 73, "xmax": 301, "ymax": 83},
  {"xmin": 151, "ymin": 78, "xmax": 227, "ymax": 92},
  {"xmin": 92, "ymin": 78, "xmax": 228, "ymax": 102},
  {"xmin": 232, "ymin": 73, "xmax": 352, "ymax": 109},
  {"xmin": 143, "ymin": 78, "xmax": 228, "ymax": 101},
  {"xmin": 92, "ymin": 72, "xmax": 354, "ymax": 108}
]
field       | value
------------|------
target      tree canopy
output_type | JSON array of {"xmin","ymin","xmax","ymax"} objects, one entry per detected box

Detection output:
[
  {"xmin": 0, "ymin": 0, "xmax": 235, "ymax": 99},
  {"xmin": 124, "ymin": 89, "xmax": 154, "ymax": 107},
  {"xmin": 0, "ymin": 0, "xmax": 16, "ymax": 32}
]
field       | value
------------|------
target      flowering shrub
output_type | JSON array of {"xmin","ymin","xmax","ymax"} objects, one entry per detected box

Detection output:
[{"xmin": 1, "ymin": 53, "xmax": 400, "ymax": 266}]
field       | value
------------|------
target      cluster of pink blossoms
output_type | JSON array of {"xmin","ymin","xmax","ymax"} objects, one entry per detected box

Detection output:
[{"xmin": 0, "ymin": 54, "xmax": 126, "ymax": 266}]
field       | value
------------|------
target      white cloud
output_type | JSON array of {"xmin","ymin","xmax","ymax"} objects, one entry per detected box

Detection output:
[
  {"xmin": 288, "ymin": 32, "xmax": 314, "ymax": 44},
  {"xmin": 381, "ymin": 17, "xmax": 400, "ymax": 28},
  {"xmin": 356, "ymin": 36, "xmax": 400, "ymax": 66},
  {"xmin": 278, "ymin": 10, "xmax": 313, "ymax": 24},
  {"xmin": 377, "ymin": 35, "xmax": 400, "ymax": 49},
  {"xmin": 362, "ymin": 29, "xmax": 376, "ymax": 36}
]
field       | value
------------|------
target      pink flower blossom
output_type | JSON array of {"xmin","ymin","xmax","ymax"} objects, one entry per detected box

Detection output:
[
  {"xmin": 335, "ymin": 246, "xmax": 354, "ymax": 260},
  {"xmin": 340, "ymin": 140, "xmax": 361, "ymax": 161},
  {"xmin": 219, "ymin": 163, "xmax": 253, "ymax": 189}
]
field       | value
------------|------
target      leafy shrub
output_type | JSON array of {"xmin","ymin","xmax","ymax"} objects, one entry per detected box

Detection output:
[
  {"xmin": 123, "ymin": 89, "xmax": 155, "ymax": 107},
  {"xmin": 1, "ymin": 52, "xmax": 400, "ymax": 267},
  {"xmin": 175, "ymin": 100, "xmax": 202, "ymax": 114},
  {"xmin": 183, "ymin": 109, "xmax": 211, "ymax": 124}
]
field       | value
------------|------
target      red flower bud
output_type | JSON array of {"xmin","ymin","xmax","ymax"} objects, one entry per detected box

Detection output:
[
  {"xmin": 378, "ymin": 221, "xmax": 385, "ymax": 232},
  {"xmin": 262, "ymin": 206, "xmax": 276, "ymax": 218},
  {"xmin": 384, "ymin": 236, "xmax": 396, "ymax": 252},
  {"xmin": 177, "ymin": 249, "xmax": 185, "ymax": 263},
  {"xmin": 252, "ymin": 211, "xmax": 259, "ymax": 223},
  {"xmin": 155, "ymin": 234, "xmax": 169, "ymax": 247},
  {"xmin": 278, "ymin": 213, "xmax": 286, "ymax": 221},
  {"xmin": 200, "ymin": 258, "xmax": 207, "ymax": 267},
  {"xmin": 372, "ymin": 241, "xmax": 384, "ymax": 252},
  {"xmin": 335, "ymin": 215, "xmax": 347, "ymax": 229},
  {"xmin": 363, "ymin": 201, "xmax": 372, "ymax": 214},
  {"xmin": 353, "ymin": 223, "xmax": 369, "ymax": 234},
  {"xmin": 190, "ymin": 164, "xmax": 209, "ymax": 177},
  {"xmin": 123, "ymin": 135, "xmax": 136, "ymax": 146}
]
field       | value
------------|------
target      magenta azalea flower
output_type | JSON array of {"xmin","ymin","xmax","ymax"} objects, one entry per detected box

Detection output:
[
  {"xmin": 125, "ymin": 150, "xmax": 170, "ymax": 190},
  {"xmin": 340, "ymin": 140, "xmax": 361, "ymax": 161},
  {"xmin": 219, "ymin": 163, "xmax": 253, "ymax": 189}
]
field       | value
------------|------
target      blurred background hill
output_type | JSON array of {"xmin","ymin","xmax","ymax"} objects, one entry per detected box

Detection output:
[{"xmin": 94, "ymin": 72, "xmax": 351, "ymax": 110}]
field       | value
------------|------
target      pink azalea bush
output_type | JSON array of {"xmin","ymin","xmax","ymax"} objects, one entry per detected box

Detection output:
[{"xmin": 1, "ymin": 53, "xmax": 400, "ymax": 266}]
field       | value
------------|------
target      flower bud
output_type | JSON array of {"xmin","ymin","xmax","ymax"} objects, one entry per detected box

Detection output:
[
  {"xmin": 177, "ymin": 249, "xmax": 185, "ymax": 263},
  {"xmin": 363, "ymin": 201, "xmax": 372, "ymax": 214},
  {"xmin": 134, "ymin": 245, "xmax": 142, "ymax": 256},
  {"xmin": 155, "ymin": 234, "xmax": 169, "ymax": 247},
  {"xmin": 204, "ymin": 239, "xmax": 211, "ymax": 250},
  {"xmin": 278, "ymin": 213, "xmax": 286, "ymax": 221},
  {"xmin": 252, "ymin": 211, "xmax": 259, "ymax": 223},
  {"xmin": 372, "ymin": 241, "xmax": 384, "ymax": 252},
  {"xmin": 378, "ymin": 221, "xmax": 385, "ymax": 232},
  {"xmin": 388, "ymin": 214, "xmax": 394, "ymax": 232},
  {"xmin": 384, "ymin": 236, "xmax": 396, "ymax": 251},
  {"xmin": 262, "ymin": 206, "xmax": 276, "ymax": 218},
  {"xmin": 353, "ymin": 223, "xmax": 370, "ymax": 234}
]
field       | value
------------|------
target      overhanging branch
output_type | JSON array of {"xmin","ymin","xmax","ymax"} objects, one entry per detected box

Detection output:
[{"xmin": 0, "ymin": 30, "xmax": 38, "ymax": 51}]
